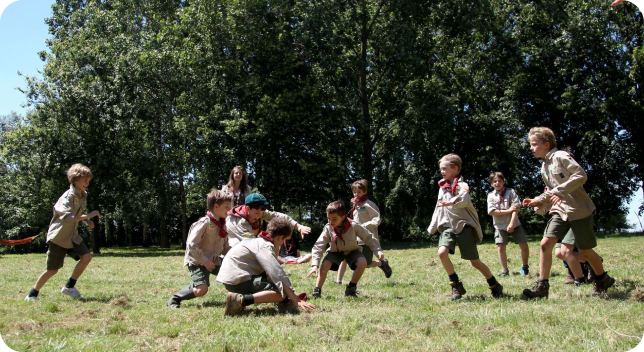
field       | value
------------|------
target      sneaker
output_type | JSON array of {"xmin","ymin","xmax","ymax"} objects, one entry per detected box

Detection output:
[
  {"xmin": 520, "ymin": 265, "xmax": 529, "ymax": 276},
  {"xmin": 24, "ymin": 295, "xmax": 38, "ymax": 302},
  {"xmin": 61, "ymin": 286, "xmax": 84, "ymax": 300},
  {"xmin": 450, "ymin": 281, "xmax": 466, "ymax": 300},
  {"xmin": 333, "ymin": 280, "xmax": 342, "ymax": 285},
  {"xmin": 523, "ymin": 279, "xmax": 549, "ymax": 299},
  {"xmin": 490, "ymin": 283, "xmax": 504, "ymax": 298},
  {"xmin": 311, "ymin": 288, "xmax": 322, "ymax": 298},
  {"xmin": 592, "ymin": 273, "xmax": 615, "ymax": 296},
  {"xmin": 379, "ymin": 259, "xmax": 392, "ymax": 278},
  {"xmin": 345, "ymin": 285, "xmax": 357, "ymax": 297},
  {"xmin": 499, "ymin": 269, "xmax": 509, "ymax": 277},
  {"xmin": 565, "ymin": 267, "xmax": 575, "ymax": 285},
  {"xmin": 224, "ymin": 292, "xmax": 244, "ymax": 316}
]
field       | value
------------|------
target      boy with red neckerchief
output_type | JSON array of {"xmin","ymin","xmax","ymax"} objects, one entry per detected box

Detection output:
[
  {"xmin": 166, "ymin": 189, "xmax": 233, "ymax": 308},
  {"xmin": 307, "ymin": 200, "xmax": 386, "ymax": 298},
  {"xmin": 218, "ymin": 217, "xmax": 316, "ymax": 316},
  {"xmin": 428, "ymin": 154, "xmax": 503, "ymax": 300},
  {"xmin": 225, "ymin": 193, "xmax": 311, "ymax": 248},
  {"xmin": 335, "ymin": 179, "xmax": 392, "ymax": 284}
]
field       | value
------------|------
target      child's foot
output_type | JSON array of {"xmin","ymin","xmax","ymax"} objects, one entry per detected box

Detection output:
[
  {"xmin": 311, "ymin": 287, "xmax": 322, "ymax": 298},
  {"xmin": 24, "ymin": 295, "xmax": 38, "ymax": 302},
  {"xmin": 522, "ymin": 279, "xmax": 549, "ymax": 299},
  {"xmin": 520, "ymin": 265, "xmax": 529, "ymax": 276},
  {"xmin": 333, "ymin": 280, "xmax": 342, "ymax": 285},
  {"xmin": 489, "ymin": 283, "xmax": 504, "ymax": 298},
  {"xmin": 450, "ymin": 281, "xmax": 466, "ymax": 300},
  {"xmin": 224, "ymin": 292, "xmax": 244, "ymax": 316},
  {"xmin": 592, "ymin": 272, "xmax": 615, "ymax": 296},
  {"xmin": 379, "ymin": 258, "xmax": 392, "ymax": 278},
  {"xmin": 344, "ymin": 285, "xmax": 357, "ymax": 297},
  {"xmin": 61, "ymin": 286, "xmax": 84, "ymax": 300},
  {"xmin": 499, "ymin": 269, "xmax": 509, "ymax": 277},
  {"xmin": 574, "ymin": 277, "xmax": 588, "ymax": 287}
]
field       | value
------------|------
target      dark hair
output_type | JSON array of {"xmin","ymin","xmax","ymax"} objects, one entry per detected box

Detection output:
[
  {"xmin": 207, "ymin": 189, "xmax": 234, "ymax": 210},
  {"xmin": 326, "ymin": 200, "xmax": 345, "ymax": 216},
  {"xmin": 267, "ymin": 217, "xmax": 293, "ymax": 240},
  {"xmin": 351, "ymin": 179, "xmax": 368, "ymax": 192},
  {"xmin": 226, "ymin": 166, "xmax": 249, "ymax": 191},
  {"xmin": 489, "ymin": 172, "xmax": 505, "ymax": 184}
]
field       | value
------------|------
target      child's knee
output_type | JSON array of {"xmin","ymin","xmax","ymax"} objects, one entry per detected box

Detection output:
[
  {"xmin": 80, "ymin": 254, "xmax": 92, "ymax": 262},
  {"xmin": 437, "ymin": 247, "xmax": 449, "ymax": 257},
  {"xmin": 470, "ymin": 259, "xmax": 482, "ymax": 268},
  {"xmin": 355, "ymin": 258, "xmax": 367, "ymax": 269},
  {"xmin": 193, "ymin": 284, "xmax": 208, "ymax": 297},
  {"xmin": 47, "ymin": 269, "xmax": 59, "ymax": 276}
]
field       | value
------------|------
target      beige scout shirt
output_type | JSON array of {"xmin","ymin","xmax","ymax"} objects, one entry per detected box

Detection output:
[
  {"xmin": 427, "ymin": 180, "xmax": 484, "ymax": 244},
  {"xmin": 310, "ymin": 221, "xmax": 383, "ymax": 268},
  {"xmin": 533, "ymin": 148, "xmax": 595, "ymax": 221},
  {"xmin": 216, "ymin": 238, "xmax": 294, "ymax": 298},
  {"xmin": 486, "ymin": 188, "xmax": 522, "ymax": 231},
  {"xmin": 184, "ymin": 216, "xmax": 231, "ymax": 267},
  {"xmin": 352, "ymin": 199, "xmax": 381, "ymax": 244},
  {"xmin": 46, "ymin": 185, "xmax": 88, "ymax": 248},
  {"xmin": 225, "ymin": 210, "xmax": 297, "ymax": 247}
]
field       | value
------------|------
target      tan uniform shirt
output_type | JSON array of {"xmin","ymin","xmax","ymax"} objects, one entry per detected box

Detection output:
[
  {"xmin": 225, "ymin": 210, "xmax": 297, "ymax": 247},
  {"xmin": 427, "ymin": 180, "xmax": 483, "ymax": 244},
  {"xmin": 487, "ymin": 188, "xmax": 522, "ymax": 231},
  {"xmin": 183, "ymin": 216, "xmax": 231, "ymax": 267},
  {"xmin": 533, "ymin": 148, "xmax": 596, "ymax": 221},
  {"xmin": 46, "ymin": 185, "xmax": 87, "ymax": 248},
  {"xmin": 352, "ymin": 199, "xmax": 381, "ymax": 243},
  {"xmin": 310, "ymin": 221, "xmax": 383, "ymax": 268},
  {"xmin": 216, "ymin": 238, "xmax": 294, "ymax": 298}
]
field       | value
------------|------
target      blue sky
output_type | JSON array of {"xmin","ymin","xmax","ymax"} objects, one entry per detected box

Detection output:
[{"xmin": 0, "ymin": 0, "xmax": 643, "ymax": 231}]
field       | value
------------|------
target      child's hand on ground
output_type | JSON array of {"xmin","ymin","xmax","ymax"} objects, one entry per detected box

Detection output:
[
  {"xmin": 204, "ymin": 261, "xmax": 217, "ymax": 272},
  {"xmin": 307, "ymin": 267, "xmax": 317, "ymax": 278},
  {"xmin": 437, "ymin": 200, "xmax": 454, "ymax": 207},
  {"xmin": 297, "ymin": 300, "xmax": 316, "ymax": 311},
  {"xmin": 550, "ymin": 194, "xmax": 563, "ymax": 205}
]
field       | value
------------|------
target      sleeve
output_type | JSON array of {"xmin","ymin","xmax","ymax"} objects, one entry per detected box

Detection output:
[
  {"xmin": 311, "ymin": 228, "xmax": 331, "ymax": 267},
  {"xmin": 263, "ymin": 210, "xmax": 298, "ymax": 228},
  {"xmin": 427, "ymin": 191, "xmax": 442, "ymax": 234},
  {"xmin": 361, "ymin": 202, "xmax": 381, "ymax": 229},
  {"xmin": 256, "ymin": 245, "xmax": 294, "ymax": 298},
  {"xmin": 354, "ymin": 224, "xmax": 383, "ymax": 256},
  {"xmin": 510, "ymin": 189, "xmax": 521, "ymax": 206},
  {"xmin": 487, "ymin": 192, "xmax": 497, "ymax": 215},
  {"xmin": 549, "ymin": 154, "xmax": 588, "ymax": 198},
  {"xmin": 186, "ymin": 221, "xmax": 210, "ymax": 265},
  {"xmin": 53, "ymin": 192, "xmax": 75, "ymax": 223},
  {"xmin": 451, "ymin": 182, "xmax": 472, "ymax": 209}
]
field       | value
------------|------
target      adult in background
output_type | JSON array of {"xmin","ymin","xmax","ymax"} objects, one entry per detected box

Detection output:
[{"xmin": 222, "ymin": 166, "xmax": 252, "ymax": 207}]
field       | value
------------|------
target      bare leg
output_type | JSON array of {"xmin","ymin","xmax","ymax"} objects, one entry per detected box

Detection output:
[
  {"xmin": 336, "ymin": 261, "xmax": 347, "ymax": 282},
  {"xmin": 34, "ymin": 270, "xmax": 58, "ymax": 291},
  {"xmin": 539, "ymin": 237, "xmax": 559, "ymax": 279},
  {"xmin": 471, "ymin": 259, "xmax": 492, "ymax": 279},
  {"xmin": 252, "ymin": 290, "xmax": 285, "ymax": 304},
  {"xmin": 497, "ymin": 243, "xmax": 507, "ymax": 271},
  {"xmin": 315, "ymin": 261, "xmax": 333, "ymax": 289},
  {"xmin": 70, "ymin": 254, "xmax": 92, "ymax": 280},
  {"xmin": 519, "ymin": 242, "xmax": 529, "ymax": 266},
  {"xmin": 193, "ymin": 284, "xmax": 209, "ymax": 297},
  {"xmin": 438, "ymin": 246, "xmax": 455, "ymax": 275},
  {"xmin": 578, "ymin": 249, "xmax": 605, "ymax": 276},
  {"xmin": 561, "ymin": 244, "xmax": 585, "ymax": 278},
  {"xmin": 366, "ymin": 259, "xmax": 381, "ymax": 268},
  {"xmin": 350, "ymin": 258, "xmax": 367, "ymax": 284}
]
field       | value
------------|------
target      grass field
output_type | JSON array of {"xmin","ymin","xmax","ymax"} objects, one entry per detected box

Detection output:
[{"xmin": 1, "ymin": 233, "xmax": 643, "ymax": 352}]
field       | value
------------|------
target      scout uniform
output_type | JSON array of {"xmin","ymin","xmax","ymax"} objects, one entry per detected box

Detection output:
[
  {"xmin": 351, "ymin": 198, "xmax": 381, "ymax": 265},
  {"xmin": 311, "ymin": 220, "xmax": 383, "ymax": 271},
  {"xmin": 486, "ymin": 188, "xmax": 528, "ymax": 245},
  {"xmin": 226, "ymin": 209, "xmax": 298, "ymax": 248}
]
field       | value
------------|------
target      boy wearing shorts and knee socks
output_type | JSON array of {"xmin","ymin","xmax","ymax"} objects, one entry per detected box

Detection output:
[
  {"xmin": 428, "ymin": 154, "xmax": 503, "ymax": 300},
  {"xmin": 487, "ymin": 172, "xmax": 530, "ymax": 276},
  {"xmin": 522, "ymin": 127, "xmax": 615, "ymax": 298},
  {"xmin": 307, "ymin": 200, "xmax": 386, "ymax": 298},
  {"xmin": 24, "ymin": 164, "xmax": 100, "ymax": 301},
  {"xmin": 166, "ymin": 189, "xmax": 232, "ymax": 308}
]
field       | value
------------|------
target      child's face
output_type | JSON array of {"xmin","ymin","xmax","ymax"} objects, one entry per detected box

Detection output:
[
  {"xmin": 439, "ymin": 161, "xmax": 459, "ymax": 181},
  {"xmin": 212, "ymin": 201, "xmax": 231, "ymax": 218},
  {"xmin": 492, "ymin": 177, "xmax": 505, "ymax": 191},
  {"xmin": 248, "ymin": 205, "xmax": 266, "ymax": 222},
  {"xmin": 353, "ymin": 188, "xmax": 366, "ymax": 199},
  {"xmin": 233, "ymin": 169, "xmax": 243, "ymax": 182},
  {"xmin": 529, "ymin": 139, "xmax": 550, "ymax": 159},
  {"xmin": 327, "ymin": 213, "xmax": 346, "ymax": 228},
  {"xmin": 73, "ymin": 176, "xmax": 91, "ymax": 193}
]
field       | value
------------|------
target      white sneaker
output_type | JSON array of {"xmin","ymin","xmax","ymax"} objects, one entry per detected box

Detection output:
[
  {"xmin": 24, "ymin": 295, "xmax": 38, "ymax": 302},
  {"xmin": 61, "ymin": 286, "xmax": 84, "ymax": 299}
]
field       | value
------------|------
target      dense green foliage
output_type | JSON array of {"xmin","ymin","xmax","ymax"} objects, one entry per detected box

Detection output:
[{"xmin": 1, "ymin": 0, "xmax": 642, "ymax": 251}]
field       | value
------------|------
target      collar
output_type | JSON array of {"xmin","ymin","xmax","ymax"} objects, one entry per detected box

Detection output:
[
  {"xmin": 544, "ymin": 147, "xmax": 558, "ymax": 161},
  {"xmin": 70, "ymin": 185, "xmax": 84, "ymax": 198}
]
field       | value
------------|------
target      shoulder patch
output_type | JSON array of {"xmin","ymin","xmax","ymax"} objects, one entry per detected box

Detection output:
[
  {"xmin": 74, "ymin": 198, "xmax": 79, "ymax": 205},
  {"xmin": 460, "ymin": 184, "xmax": 470, "ymax": 192}
]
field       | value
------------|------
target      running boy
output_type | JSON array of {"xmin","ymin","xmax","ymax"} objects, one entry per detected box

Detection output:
[
  {"xmin": 522, "ymin": 127, "xmax": 615, "ymax": 298},
  {"xmin": 24, "ymin": 164, "xmax": 100, "ymax": 301},
  {"xmin": 307, "ymin": 200, "xmax": 387, "ymax": 298},
  {"xmin": 428, "ymin": 154, "xmax": 503, "ymax": 300},
  {"xmin": 166, "ymin": 189, "xmax": 232, "ymax": 308},
  {"xmin": 487, "ymin": 172, "xmax": 530, "ymax": 276},
  {"xmin": 217, "ymin": 217, "xmax": 316, "ymax": 316},
  {"xmin": 335, "ymin": 179, "xmax": 392, "ymax": 284}
]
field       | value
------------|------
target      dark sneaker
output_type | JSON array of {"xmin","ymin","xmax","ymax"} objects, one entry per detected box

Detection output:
[
  {"xmin": 345, "ymin": 285, "xmax": 357, "ymax": 297},
  {"xmin": 499, "ymin": 269, "xmax": 509, "ymax": 277},
  {"xmin": 520, "ymin": 265, "xmax": 529, "ymax": 276},
  {"xmin": 592, "ymin": 273, "xmax": 615, "ymax": 296},
  {"xmin": 379, "ymin": 259, "xmax": 392, "ymax": 278},
  {"xmin": 311, "ymin": 288, "xmax": 322, "ymax": 298},
  {"xmin": 565, "ymin": 267, "xmax": 575, "ymax": 284},
  {"xmin": 450, "ymin": 281, "xmax": 466, "ymax": 300},
  {"xmin": 523, "ymin": 279, "xmax": 549, "ymax": 299},
  {"xmin": 490, "ymin": 283, "xmax": 503, "ymax": 298},
  {"xmin": 224, "ymin": 292, "xmax": 244, "ymax": 316}
]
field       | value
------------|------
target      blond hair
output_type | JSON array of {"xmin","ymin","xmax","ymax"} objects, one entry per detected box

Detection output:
[
  {"xmin": 528, "ymin": 127, "xmax": 557, "ymax": 149},
  {"xmin": 207, "ymin": 189, "xmax": 233, "ymax": 210},
  {"xmin": 67, "ymin": 164, "xmax": 92, "ymax": 184},
  {"xmin": 438, "ymin": 154, "xmax": 462, "ymax": 174},
  {"xmin": 351, "ymin": 179, "xmax": 368, "ymax": 193}
]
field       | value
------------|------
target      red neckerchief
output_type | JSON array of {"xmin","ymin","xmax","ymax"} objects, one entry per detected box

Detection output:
[
  {"xmin": 348, "ymin": 195, "xmax": 369, "ymax": 218},
  {"xmin": 331, "ymin": 218, "xmax": 352, "ymax": 247},
  {"xmin": 438, "ymin": 176, "xmax": 459, "ymax": 195},
  {"xmin": 283, "ymin": 238, "xmax": 294, "ymax": 252},
  {"xmin": 496, "ymin": 187, "xmax": 508, "ymax": 210},
  {"xmin": 258, "ymin": 230, "xmax": 274, "ymax": 243},
  {"xmin": 227, "ymin": 205, "xmax": 261, "ymax": 230},
  {"xmin": 206, "ymin": 211, "xmax": 227, "ymax": 238}
]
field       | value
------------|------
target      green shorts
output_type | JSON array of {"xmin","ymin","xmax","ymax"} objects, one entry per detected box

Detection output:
[
  {"xmin": 544, "ymin": 214, "xmax": 596, "ymax": 250},
  {"xmin": 323, "ymin": 250, "xmax": 365, "ymax": 271},
  {"xmin": 494, "ymin": 225, "xmax": 528, "ymax": 245},
  {"xmin": 361, "ymin": 245, "xmax": 374, "ymax": 265},
  {"xmin": 46, "ymin": 241, "xmax": 90, "ymax": 270},
  {"xmin": 438, "ymin": 226, "xmax": 479, "ymax": 260},
  {"xmin": 188, "ymin": 264, "xmax": 220, "ymax": 287},
  {"xmin": 223, "ymin": 273, "xmax": 276, "ymax": 295}
]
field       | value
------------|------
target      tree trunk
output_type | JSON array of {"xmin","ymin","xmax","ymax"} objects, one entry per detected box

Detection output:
[
  {"xmin": 179, "ymin": 168, "xmax": 188, "ymax": 248},
  {"xmin": 142, "ymin": 212, "xmax": 149, "ymax": 248},
  {"xmin": 359, "ymin": 0, "xmax": 373, "ymax": 186}
]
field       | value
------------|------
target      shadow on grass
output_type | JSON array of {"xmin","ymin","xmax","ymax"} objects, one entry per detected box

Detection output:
[
  {"xmin": 200, "ymin": 300, "xmax": 226, "ymax": 308},
  {"xmin": 607, "ymin": 278, "xmax": 643, "ymax": 301}
]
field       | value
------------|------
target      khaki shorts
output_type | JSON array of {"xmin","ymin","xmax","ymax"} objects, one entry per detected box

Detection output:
[
  {"xmin": 188, "ymin": 264, "xmax": 220, "ymax": 287},
  {"xmin": 46, "ymin": 241, "xmax": 90, "ymax": 270},
  {"xmin": 438, "ymin": 226, "xmax": 479, "ymax": 260},
  {"xmin": 223, "ymin": 273, "xmax": 276, "ymax": 295},
  {"xmin": 323, "ymin": 250, "xmax": 365, "ymax": 271},
  {"xmin": 494, "ymin": 225, "xmax": 528, "ymax": 245},
  {"xmin": 544, "ymin": 214, "xmax": 596, "ymax": 250}
]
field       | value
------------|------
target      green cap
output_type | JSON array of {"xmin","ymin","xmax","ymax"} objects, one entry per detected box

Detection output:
[{"xmin": 245, "ymin": 193, "xmax": 269, "ymax": 207}]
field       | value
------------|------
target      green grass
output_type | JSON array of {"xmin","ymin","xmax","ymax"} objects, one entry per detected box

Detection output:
[{"xmin": 1, "ymin": 235, "xmax": 643, "ymax": 351}]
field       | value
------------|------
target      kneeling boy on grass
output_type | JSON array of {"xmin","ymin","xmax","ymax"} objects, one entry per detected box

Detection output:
[{"xmin": 217, "ymin": 217, "xmax": 315, "ymax": 316}]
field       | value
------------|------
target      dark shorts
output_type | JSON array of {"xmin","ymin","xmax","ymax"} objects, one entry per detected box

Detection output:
[
  {"xmin": 494, "ymin": 225, "xmax": 528, "ymax": 245},
  {"xmin": 188, "ymin": 264, "xmax": 220, "ymax": 287},
  {"xmin": 361, "ymin": 245, "xmax": 374, "ymax": 265},
  {"xmin": 438, "ymin": 226, "xmax": 479, "ymax": 260},
  {"xmin": 545, "ymin": 214, "xmax": 596, "ymax": 250},
  {"xmin": 46, "ymin": 241, "xmax": 90, "ymax": 270},
  {"xmin": 323, "ymin": 250, "xmax": 365, "ymax": 271},
  {"xmin": 223, "ymin": 273, "xmax": 276, "ymax": 295}
]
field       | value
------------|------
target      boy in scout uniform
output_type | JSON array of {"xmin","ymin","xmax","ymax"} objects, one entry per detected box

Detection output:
[{"xmin": 24, "ymin": 164, "xmax": 100, "ymax": 301}]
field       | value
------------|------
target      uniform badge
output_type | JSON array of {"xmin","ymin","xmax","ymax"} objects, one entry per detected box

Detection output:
[
  {"xmin": 209, "ymin": 222, "xmax": 215, "ymax": 230},
  {"xmin": 74, "ymin": 198, "xmax": 79, "ymax": 205},
  {"xmin": 243, "ymin": 232, "xmax": 251, "ymax": 238},
  {"xmin": 461, "ymin": 184, "xmax": 469, "ymax": 192}
]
